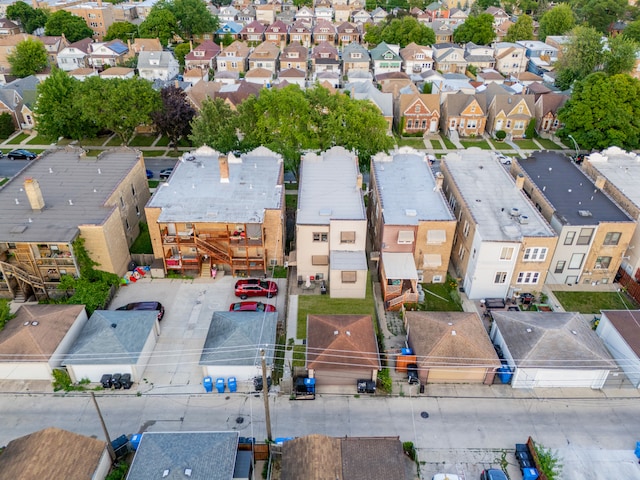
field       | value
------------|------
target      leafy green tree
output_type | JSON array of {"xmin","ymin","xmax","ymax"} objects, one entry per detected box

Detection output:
[
  {"xmin": 293, "ymin": 0, "xmax": 313, "ymax": 7},
  {"xmin": 555, "ymin": 25, "xmax": 603, "ymax": 90},
  {"xmin": 35, "ymin": 68, "xmax": 97, "ymax": 144},
  {"xmin": 538, "ymin": 4, "xmax": 575, "ymax": 41},
  {"xmin": 173, "ymin": 42, "xmax": 191, "ymax": 68},
  {"xmin": 571, "ymin": 0, "xmax": 628, "ymax": 34},
  {"xmin": 138, "ymin": 8, "xmax": 178, "ymax": 46},
  {"xmin": 0, "ymin": 112, "xmax": 15, "ymax": 139},
  {"xmin": 475, "ymin": 0, "xmax": 500, "ymax": 9},
  {"xmin": 221, "ymin": 33, "xmax": 234, "ymax": 47},
  {"xmin": 504, "ymin": 14, "xmax": 534, "ymax": 42},
  {"xmin": 190, "ymin": 97, "xmax": 239, "ymax": 153},
  {"xmin": 363, "ymin": 23, "xmax": 383, "ymax": 47},
  {"xmin": 152, "ymin": 85, "xmax": 196, "ymax": 151},
  {"xmin": 558, "ymin": 72, "xmax": 640, "ymax": 151},
  {"xmin": 6, "ymin": 1, "xmax": 48, "ymax": 34},
  {"xmin": 453, "ymin": 14, "xmax": 495, "ymax": 45},
  {"xmin": 364, "ymin": 15, "xmax": 435, "ymax": 47},
  {"xmin": 603, "ymin": 34, "xmax": 639, "ymax": 75},
  {"xmin": 157, "ymin": 0, "xmax": 219, "ymax": 41},
  {"xmin": 45, "ymin": 10, "xmax": 94, "ymax": 42},
  {"xmin": 7, "ymin": 38, "xmax": 48, "ymax": 77},
  {"xmin": 105, "ymin": 21, "xmax": 138, "ymax": 41},
  {"xmin": 79, "ymin": 77, "xmax": 161, "ymax": 145},
  {"xmin": 623, "ymin": 19, "xmax": 640, "ymax": 43}
]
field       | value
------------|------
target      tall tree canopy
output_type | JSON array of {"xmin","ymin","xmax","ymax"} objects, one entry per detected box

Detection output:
[
  {"xmin": 537, "ymin": 4, "xmax": 575, "ymax": 41},
  {"xmin": 570, "ymin": 0, "xmax": 628, "ymax": 34},
  {"xmin": 190, "ymin": 98, "xmax": 239, "ymax": 153},
  {"xmin": 151, "ymin": 0, "xmax": 218, "ymax": 42},
  {"xmin": 105, "ymin": 21, "xmax": 138, "ymax": 41},
  {"xmin": 603, "ymin": 35, "xmax": 639, "ymax": 76},
  {"xmin": 152, "ymin": 85, "xmax": 196, "ymax": 150},
  {"xmin": 8, "ymin": 38, "xmax": 48, "ymax": 77},
  {"xmin": 558, "ymin": 72, "xmax": 640, "ymax": 151},
  {"xmin": 623, "ymin": 19, "xmax": 640, "ymax": 43},
  {"xmin": 45, "ymin": 10, "xmax": 94, "ymax": 42},
  {"xmin": 6, "ymin": 1, "xmax": 48, "ymax": 34},
  {"xmin": 504, "ymin": 14, "xmax": 534, "ymax": 42},
  {"xmin": 138, "ymin": 8, "xmax": 178, "ymax": 46},
  {"xmin": 452, "ymin": 14, "xmax": 496, "ymax": 45},
  {"xmin": 555, "ymin": 25, "xmax": 603, "ymax": 90},
  {"xmin": 364, "ymin": 15, "xmax": 435, "ymax": 47}
]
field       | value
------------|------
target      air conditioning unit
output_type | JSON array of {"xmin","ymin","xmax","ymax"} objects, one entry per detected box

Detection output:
[
  {"xmin": 417, "ymin": 270, "xmax": 424, "ymax": 282},
  {"xmin": 433, "ymin": 275, "xmax": 443, "ymax": 283}
]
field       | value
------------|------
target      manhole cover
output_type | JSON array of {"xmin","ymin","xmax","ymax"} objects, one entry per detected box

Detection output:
[
  {"xmin": 420, "ymin": 411, "xmax": 429, "ymax": 419},
  {"xmin": 236, "ymin": 417, "xmax": 244, "ymax": 424}
]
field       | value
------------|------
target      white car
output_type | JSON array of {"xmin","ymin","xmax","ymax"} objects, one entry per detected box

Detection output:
[
  {"xmin": 432, "ymin": 474, "xmax": 462, "ymax": 480},
  {"xmin": 495, "ymin": 153, "xmax": 512, "ymax": 165}
]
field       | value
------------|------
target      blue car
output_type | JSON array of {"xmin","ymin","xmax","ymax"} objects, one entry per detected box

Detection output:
[{"xmin": 146, "ymin": 169, "xmax": 154, "ymax": 179}]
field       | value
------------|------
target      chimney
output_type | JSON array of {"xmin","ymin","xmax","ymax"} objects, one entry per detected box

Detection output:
[
  {"xmin": 356, "ymin": 172, "xmax": 362, "ymax": 189},
  {"xmin": 24, "ymin": 178, "xmax": 45, "ymax": 211},
  {"xmin": 219, "ymin": 154, "xmax": 230, "ymax": 183},
  {"xmin": 434, "ymin": 171, "xmax": 444, "ymax": 191},
  {"xmin": 515, "ymin": 173, "xmax": 524, "ymax": 190},
  {"xmin": 127, "ymin": 38, "xmax": 131, "ymax": 51},
  {"xmin": 595, "ymin": 175, "xmax": 606, "ymax": 190}
]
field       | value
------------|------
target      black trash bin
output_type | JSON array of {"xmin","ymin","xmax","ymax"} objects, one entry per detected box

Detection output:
[
  {"xmin": 100, "ymin": 374, "xmax": 112, "ymax": 389},
  {"xmin": 121, "ymin": 373, "xmax": 132, "ymax": 389},
  {"xmin": 320, "ymin": 280, "xmax": 327, "ymax": 295},
  {"xmin": 112, "ymin": 373, "xmax": 122, "ymax": 389},
  {"xmin": 419, "ymin": 383, "xmax": 425, "ymax": 394}
]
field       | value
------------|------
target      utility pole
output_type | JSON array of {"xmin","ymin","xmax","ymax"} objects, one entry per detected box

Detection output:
[
  {"xmin": 91, "ymin": 392, "xmax": 116, "ymax": 461},
  {"xmin": 260, "ymin": 348, "xmax": 273, "ymax": 442}
]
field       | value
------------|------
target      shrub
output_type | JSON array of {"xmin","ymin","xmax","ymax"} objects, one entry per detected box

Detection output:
[
  {"xmin": 377, "ymin": 368, "xmax": 392, "ymax": 393},
  {"xmin": 0, "ymin": 299, "xmax": 13, "ymax": 331},
  {"xmin": 534, "ymin": 442, "xmax": 563, "ymax": 480},
  {"xmin": 0, "ymin": 112, "xmax": 16, "ymax": 139},
  {"xmin": 495, "ymin": 130, "xmax": 507, "ymax": 141},
  {"xmin": 403, "ymin": 441, "xmax": 417, "ymax": 461},
  {"xmin": 422, "ymin": 82, "xmax": 432, "ymax": 94},
  {"xmin": 525, "ymin": 118, "xmax": 537, "ymax": 139}
]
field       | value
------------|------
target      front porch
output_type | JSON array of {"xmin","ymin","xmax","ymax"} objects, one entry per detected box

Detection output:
[{"xmin": 380, "ymin": 252, "xmax": 419, "ymax": 311}]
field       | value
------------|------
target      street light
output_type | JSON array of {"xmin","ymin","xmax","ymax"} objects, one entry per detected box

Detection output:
[{"xmin": 567, "ymin": 134, "xmax": 579, "ymax": 158}]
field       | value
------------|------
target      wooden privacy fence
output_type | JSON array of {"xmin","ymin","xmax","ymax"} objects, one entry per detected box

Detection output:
[{"xmin": 616, "ymin": 269, "xmax": 640, "ymax": 305}]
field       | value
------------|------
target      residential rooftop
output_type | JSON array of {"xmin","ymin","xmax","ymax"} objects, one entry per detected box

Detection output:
[
  {"xmin": 518, "ymin": 151, "xmax": 633, "ymax": 226},
  {"xmin": 147, "ymin": 145, "xmax": 283, "ymax": 224},
  {"xmin": 442, "ymin": 148, "xmax": 555, "ymax": 241},
  {"xmin": 371, "ymin": 147, "xmax": 454, "ymax": 225},
  {"xmin": 0, "ymin": 147, "xmax": 141, "ymax": 243},
  {"xmin": 297, "ymin": 146, "xmax": 366, "ymax": 225},
  {"xmin": 587, "ymin": 147, "xmax": 640, "ymax": 209}
]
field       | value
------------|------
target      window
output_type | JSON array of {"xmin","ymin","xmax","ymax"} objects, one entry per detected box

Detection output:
[
  {"xmin": 500, "ymin": 247, "xmax": 514, "ymax": 261},
  {"xmin": 462, "ymin": 220, "xmax": 470, "ymax": 237},
  {"xmin": 458, "ymin": 245, "xmax": 465, "ymax": 260},
  {"xmin": 313, "ymin": 232, "xmax": 328, "ymax": 242},
  {"xmin": 120, "ymin": 196, "xmax": 124, "ymax": 207},
  {"xmin": 517, "ymin": 271, "xmax": 539, "ymax": 284},
  {"xmin": 577, "ymin": 228, "xmax": 594, "ymax": 245},
  {"xmin": 427, "ymin": 230, "xmax": 446, "ymax": 244},
  {"xmin": 398, "ymin": 230, "xmax": 415, "ymax": 244},
  {"xmin": 136, "ymin": 205, "xmax": 140, "ymax": 216},
  {"xmin": 341, "ymin": 231, "xmax": 356, "ymax": 243},
  {"xmin": 569, "ymin": 253, "xmax": 584, "ymax": 269},
  {"xmin": 131, "ymin": 184, "xmax": 136, "ymax": 196},
  {"xmin": 554, "ymin": 261, "xmax": 565, "ymax": 274},
  {"xmin": 342, "ymin": 271, "xmax": 357, "ymax": 283},
  {"xmin": 506, "ymin": 120, "xmax": 511, "ymax": 128},
  {"xmin": 312, "ymin": 255, "xmax": 329, "ymax": 265},
  {"xmin": 125, "ymin": 219, "xmax": 130, "ymax": 230},
  {"xmin": 407, "ymin": 120, "xmax": 412, "ymax": 129},
  {"xmin": 603, "ymin": 232, "xmax": 621, "ymax": 246},
  {"xmin": 564, "ymin": 231, "xmax": 576, "ymax": 245},
  {"xmin": 415, "ymin": 105, "xmax": 421, "ymax": 113},
  {"xmin": 494, "ymin": 271, "xmax": 507, "ymax": 284},
  {"xmin": 423, "ymin": 254, "xmax": 442, "ymax": 268},
  {"xmin": 523, "ymin": 247, "xmax": 547, "ymax": 261},
  {"xmin": 595, "ymin": 256, "xmax": 612, "ymax": 269}
]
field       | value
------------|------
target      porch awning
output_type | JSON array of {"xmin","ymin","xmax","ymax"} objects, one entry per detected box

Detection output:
[{"xmin": 381, "ymin": 252, "xmax": 418, "ymax": 280}]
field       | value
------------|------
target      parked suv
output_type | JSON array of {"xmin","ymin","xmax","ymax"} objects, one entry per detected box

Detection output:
[
  {"xmin": 116, "ymin": 301, "xmax": 165, "ymax": 321},
  {"xmin": 480, "ymin": 469, "xmax": 508, "ymax": 480},
  {"xmin": 229, "ymin": 301, "xmax": 276, "ymax": 312},
  {"xmin": 234, "ymin": 279, "xmax": 278, "ymax": 299}
]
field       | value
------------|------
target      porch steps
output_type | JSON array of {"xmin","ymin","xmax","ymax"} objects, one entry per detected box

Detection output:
[{"xmin": 200, "ymin": 257, "xmax": 211, "ymax": 277}]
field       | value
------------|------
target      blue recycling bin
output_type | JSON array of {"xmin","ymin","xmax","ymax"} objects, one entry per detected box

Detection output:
[
  {"xmin": 522, "ymin": 468, "xmax": 538, "ymax": 480},
  {"xmin": 203, "ymin": 376, "xmax": 213, "ymax": 393},
  {"xmin": 130, "ymin": 433, "xmax": 142, "ymax": 451},
  {"xmin": 215, "ymin": 378, "xmax": 225, "ymax": 393},
  {"xmin": 228, "ymin": 377, "xmax": 237, "ymax": 393},
  {"xmin": 498, "ymin": 365, "xmax": 513, "ymax": 384},
  {"xmin": 635, "ymin": 441, "xmax": 640, "ymax": 459},
  {"xmin": 401, "ymin": 348, "xmax": 413, "ymax": 355}
]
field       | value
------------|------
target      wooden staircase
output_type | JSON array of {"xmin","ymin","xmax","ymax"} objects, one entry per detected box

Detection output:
[
  {"xmin": 194, "ymin": 237, "xmax": 231, "ymax": 266},
  {"xmin": 200, "ymin": 257, "xmax": 211, "ymax": 277},
  {"xmin": 0, "ymin": 261, "xmax": 47, "ymax": 300}
]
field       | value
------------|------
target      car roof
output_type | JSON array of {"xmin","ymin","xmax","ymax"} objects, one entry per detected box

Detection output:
[{"xmin": 127, "ymin": 301, "xmax": 162, "ymax": 309}]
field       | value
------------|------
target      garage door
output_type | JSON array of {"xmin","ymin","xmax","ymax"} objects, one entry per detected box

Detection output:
[
  {"xmin": 314, "ymin": 368, "xmax": 371, "ymax": 386},
  {"xmin": 533, "ymin": 369, "xmax": 607, "ymax": 388},
  {"xmin": 0, "ymin": 362, "xmax": 51, "ymax": 380},
  {"xmin": 426, "ymin": 367, "xmax": 486, "ymax": 384}
]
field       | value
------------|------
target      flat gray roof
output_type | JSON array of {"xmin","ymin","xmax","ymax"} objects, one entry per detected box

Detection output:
[
  {"xmin": 519, "ymin": 151, "xmax": 633, "ymax": 225},
  {"xmin": 587, "ymin": 147, "xmax": 640, "ymax": 210},
  {"xmin": 442, "ymin": 149, "xmax": 556, "ymax": 241},
  {"xmin": 148, "ymin": 146, "xmax": 283, "ymax": 223},
  {"xmin": 297, "ymin": 147, "xmax": 366, "ymax": 225},
  {"xmin": 372, "ymin": 148, "xmax": 454, "ymax": 225},
  {"xmin": 0, "ymin": 147, "xmax": 141, "ymax": 243},
  {"xmin": 330, "ymin": 250, "xmax": 367, "ymax": 270}
]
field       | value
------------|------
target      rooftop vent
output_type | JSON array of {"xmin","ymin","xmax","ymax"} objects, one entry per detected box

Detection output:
[
  {"xmin": 451, "ymin": 330, "xmax": 456, "ymax": 335},
  {"xmin": 405, "ymin": 209, "xmax": 417, "ymax": 216},
  {"xmin": 571, "ymin": 330, "xmax": 577, "ymax": 335},
  {"xmin": 526, "ymin": 328, "xmax": 532, "ymax": 333},
  {"xmin": 346, "ymin": 331, "xmax": 351, "ymax": 336},
  {"xmin": 31, "ymin": 321, "xmax": 38, "ymax": 326},
  {"xmin": 334, "ymin": 330, "xmax": 339, "ymax": 335},
  {"xmin": 23, "ymin": 321, "xmax": 30, "ymax": 326},
  {"xmin": 185, "ymin": 469, "xmax": 192, "ymax": 477},
  {"xmin": 509, "ymin": 207, "xmax": 520, "ymax": 217},
  {"xmin": 111, "ymin": 323, "xmax": 117, "ymax": 328},
  {"xmin": 578, "ymin": 210, "xmax": 592, "ymax": 217},
  {"xmin": 518, "ymin": 215, "xmax": 529, "ymax": 224},
  {"xmin": 162, "ymin": 470, "xmax": 170, "ymax": 478}
]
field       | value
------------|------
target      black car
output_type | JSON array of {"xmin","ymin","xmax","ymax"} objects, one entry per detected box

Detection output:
[
  {"xmin": 7, "ymin": 149, "xmax": 37, "ymax": 160},
  {"xmin": 116, "ymin": 301, "xmax": 165, "ymax": 321},
  {"xmin": 407, "ymin": 363, "xmax": 419, "ymax": 385},
  {"xmin": 159, "ymin": 168, "xmax": 174, "ymax": 180}
]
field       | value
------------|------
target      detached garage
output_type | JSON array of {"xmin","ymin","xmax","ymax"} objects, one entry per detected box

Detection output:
[
  {"xmin": 597, "ymin": 310, "xmax": 640, "ymax": 388},
  {"xmin": 199, "ymin": 311, "xmax": 277, "ymax": 381},
  {"xmin": 306, "ymin": 314, "xmax": 381, "ymax": 386},
  {"xmin": 63, "ymin": 310, "xmax": 160, "ymax": 383},
  {"xmin": 405, "ymin": 311, "xmax": 500, "ymax": 384},
  {"xmin": 491, "ymin": 311, "xmax": 617, "ymax": 389},
  {"xmin": 0, "ymin": 304, "xmax": 87, "ymax": 381}
]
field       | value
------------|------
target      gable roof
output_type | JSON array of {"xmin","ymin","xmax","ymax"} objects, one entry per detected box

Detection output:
[
  {"xmin": 307, "ymin": 315, "xmax": 380, "ymax": 370},
  {"xmin": 0, "ymin": 427, "xmax": 106, "ymax": 479},
  {"xmin": 131, "ymin": 38, "xmax": 162, "ymax": 52},
  {"xmin": 240, "ymin": 20, "xmax": 267, "ymax": 34},
  {"xmin": 199, "ymin": 311, "xmax": 278, "ymax": 367},
  {"xmin": 344, "ymin": 81, "xmax": 392, "ymax": 116},
  {"xmin": 248, "ymin": 41, "xmax": 280, "ymax": 59},
  {"xmin": 138, "ymin": 50, "xmax": 177, "ymax": 68},
  {"xmin": 369, "ymin": 41, "xmax": 400, "ymax": 62},
  {"xmin": 186, "ymin": 40, "xmax": 221, "ymax": 60},
  {"xmin": 536, "ymin": 92, "xmax": 567, "ymax": 113},
  {"xmin": 127, "ymin": 431, "xmax": 239, "ymax": 480},
  {"xmin": 0, "ymin": 304, "xmax": 84, "ymax": 361},
  {"xmin": 343, "ymin": 42, "xmax": 370, "ymax": 61},
  {"xmin": 492, "ymin": 311, "xmax": 617, "ymax": 369},
  {"xmin": 282, "ymin": 41, "xmax": 308, "ymax": 59},
  {"xmin": 405, "ymin": 311, "xmax": 501, "ymax": 367},
  {"xmin": 63, "ymin": 310, "xmax": 158, "ymax": 365}
]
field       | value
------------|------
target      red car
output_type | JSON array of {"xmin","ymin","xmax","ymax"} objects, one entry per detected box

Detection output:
[
  {"xmin": 229, "ymin": 301, "xmax": 277, "ymax": 312},
  {"xmin": 234, "ymin": 279, "xmax": 278, "ymax": 299}
]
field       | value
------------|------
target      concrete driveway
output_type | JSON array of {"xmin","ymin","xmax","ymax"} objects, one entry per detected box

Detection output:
[{"xmin": 110, "ymin": 275, "xmax": 287, "ymax": 394}]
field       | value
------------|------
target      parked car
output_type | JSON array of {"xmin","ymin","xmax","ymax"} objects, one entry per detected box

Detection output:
[
  {"xmin": 146, "ymin": 169, "xmax": 154, "ymax": 179},
  {"xmin": 480, "ymin": 469, "xmax": 508, "ymax": 480},
  {"xmin": 159, "ymin": 168, "xmax": 174, "ymax": 180},
  {"xmin": 8, "ymin": 149, "xmax": 37, "ymax": 160},
  {"xmin": 229, "ymin": 301, "xmax": 277, "ymax": 312},
  {"xmin": 234, "ymin": 279, "xmax": 278, "ymax": 299},
  {"xmin": 433, "ymin": 475, "xmax": 461, "ymax": 480},
  {"xmin": 116, "ymin": 301, "xmax": 165, "ymax": 321},
  {"xmin": 407, "ymin": 363, "xmax": 419, "ymax": 385},
  {"xmin": 495, "ymin": 153, "xmax": 512, "ymax": 165}
]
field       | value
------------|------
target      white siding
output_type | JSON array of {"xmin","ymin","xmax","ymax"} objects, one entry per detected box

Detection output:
[
  {"xmin": 597, "ymin": 315, "xmax": 640, "ymax": 387},
  {"xmin": 68, "ymin": 364, "xmax": 133, "ymax": 383},
  {"xmin": 0, "ymin": 362, "xmax": 51, "ymax": 380},
  {"xmin": 465, "ymin": 235, "xmax": 519, "ymax": 299}
]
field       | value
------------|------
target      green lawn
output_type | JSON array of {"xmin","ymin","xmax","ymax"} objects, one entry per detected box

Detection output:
[
  {"xmin": 536, "ymin": 138, "xmax": 563, "ymax": 150},
  {"xmin": 416, "ymin": 282, "xmax": 463, "ymax": 312},
  {"xmin": 27, "ymin": 135, "xmax": 54, "ymax": 145},
  {"xmin": 130, "ymin": 223, "xmax": 152, "ymax": 254},
  {"xmin": 292, "ymin": 345, "xmax": 306, "ymax": 368},
  {"xmin": 148, "ymin": 180, "xmax": 160, "ymax": 189},
  {"xmin": 430, "ymin": 139, "xmax": 444, "ymax": 149},
  {"xmin": 513, "ymin": 139, "xmax": 539, "ymax": 150},
  {"xmin": 129, "ymin": 135, "xmax": 158, "ymax": 147},
  {"xmin": 285, "ymin": 195, "xmax": 297, "ymax": 209},
  {"xmin": 6, "ymin": 133, "xmax": 29, "ymax": 145},
  {"xmin": 167, "ymin": 150, "xmax": 182, "ymax": 157},
  {"xmin": 442, "ymin": 137, "xmax": 456, "ymax": 149},
  {"xmin": 156, "ymin": 136, "xmax": 171, "ymax": 147},
  {"xmin": 85, "ymin": 149, "xmax": 101, "ymax": 156},
  {"xmin": 106, "ymin": 136, "xmax": 122, "ymax": 147},
  {"xmin": 553, "ymin": 291, "xmax": 639, "ymax": 314},
  {"xmin": 396, "ymin": 137, "xmax": 425, "ymax": 149},
  {"xmin": 296, "ymin": 275, "xmax": 375, "ymax": 339},
  {"xmin": 57, "ymin": 138, "xmax": 74, "ymax": 146},
  {"xmin": 81, "ymin": 136, "xmax": 111, "ymax": 147},
  {"xmin": 460, "ymin": 139, "xmax": 491, "ymax": 149},
  {"xmin": 284, "ymin": 183, "xmax": 298, "ymax": 190},
  {"xmin": 0, "ymin": 177, "xmax": 8, "ymax": 187}
]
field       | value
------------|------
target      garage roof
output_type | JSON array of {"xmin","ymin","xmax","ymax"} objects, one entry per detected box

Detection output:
[{"xmin": 600, "ymin": 310, "xmax": 640, "ymax": 357}]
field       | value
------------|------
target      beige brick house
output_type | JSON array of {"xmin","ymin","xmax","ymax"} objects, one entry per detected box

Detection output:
[
  {"xmin": 145, "ymin": 146, "xmax": 285, "ymax": 277},
  {"xmin": 369, "ymin": 147, "xmax": 456, "ymax": 310},
  {"xmin": 216, "ymin": 41, "xmax": 250, "ymax": 74},
  {"xmin": 0, "ymin": 147, "xmax": 149, "ymax": 300},
  {"xmin": 440, "ymin": 92, "xmax": 487, "ymax": 138},
  {"xmin": 485, "ymin": 83, "xmax": 535, "ymax": 139}
]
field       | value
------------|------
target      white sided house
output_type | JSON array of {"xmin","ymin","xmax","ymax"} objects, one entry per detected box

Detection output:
[{"xmin": 597, "ymin": 310, "xmax": 640, "ymax": 388}]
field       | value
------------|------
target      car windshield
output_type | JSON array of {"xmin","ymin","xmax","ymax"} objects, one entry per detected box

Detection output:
[
  {"xmin": 259, "ymin": 281, "xmax": 269, "ymax": 289},
  {"xmin": 255, "ymin": 303, "xmax": 265, "ymax": 311}
]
